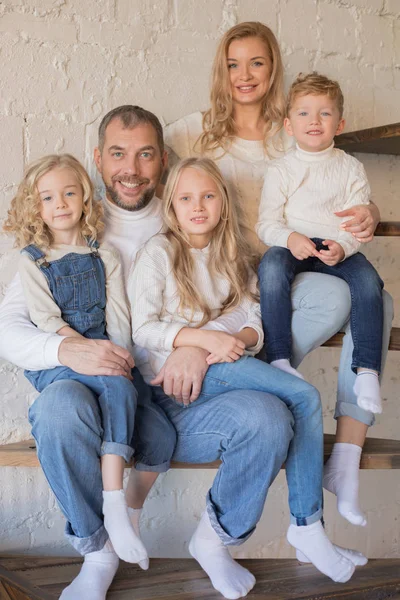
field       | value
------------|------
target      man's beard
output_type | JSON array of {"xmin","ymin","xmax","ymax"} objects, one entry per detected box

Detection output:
[{"xmin": 105, "ymin": 180, "xmax": 156, "ymax": 212}]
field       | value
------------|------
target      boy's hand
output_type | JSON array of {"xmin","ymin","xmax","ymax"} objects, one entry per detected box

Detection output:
[
  {"xmin": 202, "ymin": 331, "xmax": 245, "ymax": 363},
  {"xmin": 287, "ymin": 232, "xmax": 318, "ymax": 260},
  {"xmin": 316, "ymin": 240, "xmax": 345, "ymax": 266}
]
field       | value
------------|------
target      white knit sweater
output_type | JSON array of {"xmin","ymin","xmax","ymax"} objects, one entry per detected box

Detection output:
[
  {"xmin": 256, "ymin": 144, "xmax": 371, "ymax": 259},
  {"xmin": 164, "ymin": 111, "xmax": 292, "ymax": 256},
  {"xmin": 128, "ymin": 234, "xmax": 264, "ymax": 383}
]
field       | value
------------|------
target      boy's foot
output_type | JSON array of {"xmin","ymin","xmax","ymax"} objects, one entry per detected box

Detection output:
[
  {"xmin": 271, "ymin": 359, "xmax": 304, "ymax": 380},
  {"xmin": 296, "ymin": 544, "xmax": 368, "ymax": 566},
  {"xmin": 103, "ymin": 490, "xmax": 148, "ymax": 564},
  {"xmin": 287, "ymin": 521, "xmax": 355, "ymax": 583},
  {"xmin": 128, "ymin": 507, "xmax": 149, "ymax": 570},
  {"xmin": 59, "ymin": 540, "xmax": 118, "ymax": 600},
  {"xmin": 189, "ymin": 511, "xmax": 255, "ymax": 599},
  {"xmin": 354, "ymin": 371, "xmax": 382, "ymax": 414},
  {"xmin": 323, "ymin": 442, "xmax": 367, "ymax": 526}
]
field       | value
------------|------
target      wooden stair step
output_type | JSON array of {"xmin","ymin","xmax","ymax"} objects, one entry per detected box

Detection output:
[
  {"xmin": 322, "ymin": 326, "xmax": 400, "ymax": 352},
  {"xmin": 335, "ymin": 121, "xmax": 400, "ymax": 155},
  {"xmin": 1, "ymin": 434, "xmax": 400, "ymax": 469},
  {"xmin": 1, "ymin": 555, "xmax": 400, "ymax": 599}
]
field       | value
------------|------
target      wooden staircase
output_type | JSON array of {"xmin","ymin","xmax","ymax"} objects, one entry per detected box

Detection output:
[{"xmin": 0, "ymin": 122, "xmax": 399, "ymax": 599}]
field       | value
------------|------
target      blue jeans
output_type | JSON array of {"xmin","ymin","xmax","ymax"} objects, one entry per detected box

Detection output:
[
  {"xmin": 181, "ymin": 356, "xmax": 323, "ymax": 526},
  {"xmin": 26, "ymin": 366, "xmax": 138, "ymax": 462},
  {"xmin": 289, "ymin": 273, "xmax": 393, "ymax": 427},
  {"xmin": 259, "ymin": 244, "xmax": 384, "ymax": 373},
  {"xmin": 151, "ymin": 385, "xmax": 294, "ymax": 545},
  {"xmin": 28, "ymin": 368, "xmax": 177, "ymax": 554}
]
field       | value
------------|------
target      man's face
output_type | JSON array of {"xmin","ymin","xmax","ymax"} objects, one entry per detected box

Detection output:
[{"xmin": 94, "ymin": 118, "xmax": 167, "ymax": 211}]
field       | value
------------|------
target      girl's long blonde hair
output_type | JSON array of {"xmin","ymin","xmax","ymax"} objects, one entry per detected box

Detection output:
[
  {"xmin": 163, "ymin": 157, "xmax": 257, "ymax": 327},
  {"xmin": 199, "ymin": 21, "xmax": 285, "ymax": 156},
  {"xmin": 3, "ymin": 154, "xmax": 103, "ymax": 249}
]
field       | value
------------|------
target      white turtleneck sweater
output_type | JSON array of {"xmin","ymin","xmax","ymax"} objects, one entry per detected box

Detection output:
[
  {"xmin": 256, "ymin": 144, "xmax": 371, "ymax": 259},
  {"xmin": 0, "ymin": 196, "xmax": 163, "ymax": 371},
  {"xmin": 128, "ymin": 234, "xmax": 264, "ymax": 383},
  {"xmin": 164, "ymin": 111, "xmax": 293, "ymax": 256}
]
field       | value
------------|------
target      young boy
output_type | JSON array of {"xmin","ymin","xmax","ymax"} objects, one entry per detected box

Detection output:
[{"xmin": 256, "ymin": 72, "xmax": 384, "ymax": 415}]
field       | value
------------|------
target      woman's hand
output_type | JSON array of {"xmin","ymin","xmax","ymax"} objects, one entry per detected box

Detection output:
[{"xmin": 335, "ymin": 203, "xmax": 380, "ymax": 243}]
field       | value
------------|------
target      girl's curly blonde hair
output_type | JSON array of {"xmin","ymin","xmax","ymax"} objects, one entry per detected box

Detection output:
[
  {"xmin": 163, "ymin": 157, "xmax": 258, "ymax": 327},
  {"xmin": 3, "ymin": 154, "xmax": 103, "ymax": 249}
]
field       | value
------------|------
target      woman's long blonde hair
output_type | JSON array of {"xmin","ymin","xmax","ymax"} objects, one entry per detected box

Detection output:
[
  {"xmin": 3, "ymin": 154, "xmax": 103, "ymax": 249},
  {"xmin": 163, "ymin": 157, "xmax": 257, "ymax": 326},
  {"xmin": 199, "ymin": 21, "xmax": 285, "ymax": 155}
]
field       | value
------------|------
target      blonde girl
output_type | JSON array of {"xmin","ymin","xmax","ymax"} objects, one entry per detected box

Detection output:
[
  {"xmin": 164, "ymin": 20, "xmax": 391, "ymax": 532},
  {"xmin": 3, "ymin": 153, "xmax": 156, "ymax": 566},
  {"xmin": 129, "ymin": 157, "xmax": 364, "ymax": 585}
]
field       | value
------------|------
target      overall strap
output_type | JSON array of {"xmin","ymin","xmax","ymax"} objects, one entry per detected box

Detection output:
[
  {"xmin": 21, "ymin": 244, "xmax": 49, "ymax": 267},
  {"xmin": 85, "ymin": 237, "xmax": 100, "ymax": 256}
]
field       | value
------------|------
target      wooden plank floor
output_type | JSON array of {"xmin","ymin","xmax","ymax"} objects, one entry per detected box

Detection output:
[{"xmin": 1, "ymin": 556, "xmax": 400, "ymax": 600}]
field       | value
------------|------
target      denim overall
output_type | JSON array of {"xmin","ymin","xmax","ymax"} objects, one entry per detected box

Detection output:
[{"xmin": 23, "ymin": 241, "xmax": 137, "ymax": 462}]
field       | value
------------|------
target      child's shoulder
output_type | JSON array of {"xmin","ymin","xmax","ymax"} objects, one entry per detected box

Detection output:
[
  {"xmin": 265, "ymin": 147, "xmax": 297, "ymax": 173},
  {"xmin": 139, "ymin": 233, "xmax": 172, "ymax": 265}
]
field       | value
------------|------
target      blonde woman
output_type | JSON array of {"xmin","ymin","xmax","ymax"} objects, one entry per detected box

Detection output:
[
  {"xmin": 129, "ymin": 157, "xmax": 370, "ymax": 592},
  {"xmin": 3, "ymin": 154, "xmax": 176, "ymax": 570},
  {"xmin": 163, "ymin": 20, "xmax": 393, "ymax": 531}
]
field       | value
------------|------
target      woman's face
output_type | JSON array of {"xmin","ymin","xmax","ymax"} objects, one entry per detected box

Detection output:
[{"xmin": 227, "ymin": 36, "xmax": 271, "ymax": 108}]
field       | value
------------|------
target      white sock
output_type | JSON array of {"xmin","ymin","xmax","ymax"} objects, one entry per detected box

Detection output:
[
  {"xmin": 127, "ymin": 507, "xmax": 149, "ymax": 570},
  {"xmin": 354, "ymin": 371, "xmax": 382, "ymax": 414},
  {"xmin": 296, "ymin": 544, "xmax": 368, "ymax": 566},
  {"xmin": 189, "ymin": 511, "xmax": 255, "ymax": 599},
  {"xmin": 271, "ymin": 359, "xmax": 305, "ymax": 380},
  {"xmin": 287, "ymin": 521, "xmax": 354, "ymax": 583},
  {"xmin": 59, "ymin": 540, "xmax": 119, "ymax": 600},
  {"xmin": 323, "ymin": 442, "xmax": 367, "ymax": 526},
  {"xmin": 102, "ymin": 490, "xmax": 148, "ymax": 564}
]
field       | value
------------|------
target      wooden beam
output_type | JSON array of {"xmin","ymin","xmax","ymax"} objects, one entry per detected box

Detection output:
[
  {"xmin": 335, "ymin": 122, "xmax": 400, "ymax": 155},
  {"xmin": 1, "ymin": 434, "xmax": 400, "ymax": 469},
  {"xmin": 322, "ymin": 327, "xmax": 400, "ymax": 352}
]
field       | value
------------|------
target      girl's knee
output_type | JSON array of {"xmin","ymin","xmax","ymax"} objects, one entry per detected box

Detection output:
[{"xmin": 243, "ymin": 393, "xmax": 294, "ymax": 453}]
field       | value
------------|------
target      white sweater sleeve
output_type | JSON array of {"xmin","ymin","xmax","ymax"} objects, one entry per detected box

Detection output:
[
  {"xmin": 128, "ymin": 243, "xmax": 185, "ymax": 352},
  {"xmin": 337, "ymin": 161, "xmax": 371, "ymax": 259},
  {"xmin": 0, "ymin": 272, "xmax": 63, "ymax": 370},
  {"xmin": 256, "ymin": 162, "xmax": 295, "ymax": 248},
  {"xmin": 102, "ymin": 246, "xmax": 133, "ymax": 352},
  {"xmin": 19, "ymin": 254, "xmax": 68, "ymax": 334}
]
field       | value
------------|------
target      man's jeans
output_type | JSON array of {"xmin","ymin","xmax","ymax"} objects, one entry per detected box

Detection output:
[
  {"xmin": 160, "ymin": 355, "xmax": 324, "ymax": 527},
  {"xmin": 259, "ymin": 244, "xmax": 384, "ymax": 374}
]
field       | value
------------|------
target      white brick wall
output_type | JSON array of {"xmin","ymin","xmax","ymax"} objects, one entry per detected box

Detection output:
[{"xmin": 0, "ymin": 0, "xmax": 399, "ymax": 559}]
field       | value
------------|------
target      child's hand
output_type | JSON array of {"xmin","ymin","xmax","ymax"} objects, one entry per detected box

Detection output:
[
  {"xmin": 316, "ymin": 240, "xmax": 345, "ymax": 266},
  {"xmin": 202, "ymin": 331, "xmax": 245, "ymax": 363},
  {"xmin": 287, "ymin": 232, "xmax": 318, "ymax": 260}
]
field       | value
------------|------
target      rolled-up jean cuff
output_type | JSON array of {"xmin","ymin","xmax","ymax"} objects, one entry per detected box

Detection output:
[
  {"xmin": 206, "ymin": 491, "xmax": 254, "ymax": 546},
  {"xmin": 334, "ymin": 401, "xmax": 375, "ymax": 426},
  {"xmin": 290, "ymin": 507, "xmax": 323, "ymax": 526},
  {"xmin": 100, "ymin": 441, "xmax": 134, "ymax": 462},
  {"xmin": 135, "ymin": 458, "xmax": 170, "ymax": 473},
  {"xmin": 65, "ymin": 522, "xmax": 108, "ymax": 556}
]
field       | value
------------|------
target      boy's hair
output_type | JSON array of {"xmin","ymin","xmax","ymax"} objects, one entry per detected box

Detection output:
[
  {"xmin": 3, "ymin": 154, "xmax": 103, "ymax": 249},
  {"xmin": 286, "ymin": 72, "xmax": 344, "ymax": 118},
  {"xmin": 98, "ymin": 105, "xmax": 164, "ymax": 154},
  {"xmin": 163, "ymin": 157, "xmax": 258, "ymax": 326}
]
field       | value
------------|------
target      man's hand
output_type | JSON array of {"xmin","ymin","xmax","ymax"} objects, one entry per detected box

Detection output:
[
  {"xmin": 58, "ymin": 337, "xmax": 135, "ymax": 379},
  {"xmin": 316, "ymin": 239, "xmax": 345, "ymax": 266},
  {"xmin": 335, "ymin": 203, "xmax": 379, "ymax": 243},
  {"xmin": 150, "ymin": 347, "xmax": 209, "ymax": 406},
  {"xmin": 287, "ymin": 232, "xmax": 319, "ymax": 260}
]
